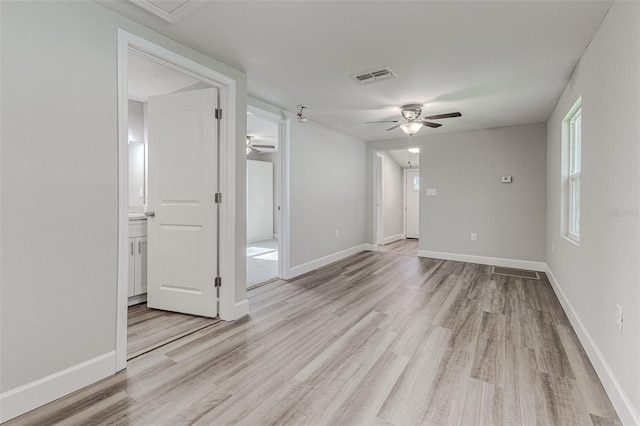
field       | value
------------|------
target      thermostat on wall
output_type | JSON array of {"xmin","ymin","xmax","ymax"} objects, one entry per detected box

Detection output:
[{"xmin": 501, "ymin": 176, "xmax": 513, "ymax": 183}]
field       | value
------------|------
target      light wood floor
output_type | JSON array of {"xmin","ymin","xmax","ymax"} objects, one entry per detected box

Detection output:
[
  {"xmin": 127, "ymin": 303, "xmax": 220, "ymax": 359},
  {"xmin": 374, "ymin": 238, "xmax": 419, "ymax": 256},
  {"xmin": 9, "ymin": 252, "xmax": 619, "ymax": 425}
]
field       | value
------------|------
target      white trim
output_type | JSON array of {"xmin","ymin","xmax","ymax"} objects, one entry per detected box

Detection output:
[
  {"xmin": 116, "ymin": 30, "xmax": 130, "ymax": 372},
  {"xmin": 417, "ymin": 250, "xmax": 546, "ymax": 272},
  {"xmin": 280, "ymin": 118, "xmax": 292, "ymax": 281},
  {"xmin": 116, "ymin": 29, "xmax": 238, "ymax": 367},
  {"xmin": 383, "ymin": 234, "xmax": 405, "ymax": 245},
  {"xmin": 0, "ymin": 352, "xmax": 115, "ymax": 423},
  {"xmin": 232, "ymin": 299, "xmax": 250, "ymax": 320},
  {"xmin": 127, "ymin": 293, "xmax": 147, "ymax": 306},
  {"xmin": 364, "ymin": 243, "xmax": 378, "ymax": 251},
  {"xmin": 285, "ymin": 245, "xmax": 366, "ymax": 279},
  {"xmin": 545, "ymin": 266, "xmax": 640, "ymax": 426},
  {"xmin": 374, "ymin": 152, "xmax": 385, "ymax": 245}
]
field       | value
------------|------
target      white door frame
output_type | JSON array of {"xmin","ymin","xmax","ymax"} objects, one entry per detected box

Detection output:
[
  {"xmin": 373, "ymin": 151, "xmax": 384, "ymax": 246},
  {"xmin": 116, "ymin": 29, "xmax": 237, "ymax": 371},
  {"xmin": 404, "ymin": 168, "xmax": 419, "ymax": 238},
  {"xmin": 247, "ymin": 105, "xmax": 291, "ymax": 280}
]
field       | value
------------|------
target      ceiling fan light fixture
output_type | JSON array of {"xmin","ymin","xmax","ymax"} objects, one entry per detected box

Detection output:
[{"xmin": 400, "ymin": 122, "xmax": 423, "ymax": 136}]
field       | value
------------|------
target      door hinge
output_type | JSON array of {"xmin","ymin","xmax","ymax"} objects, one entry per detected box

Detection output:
[
  {"xmin": 214, "ymin": 193, "xmax": 222, "ymax": 203},
  {"xmin": 215, "ymin": 276, "xmax": 222, "ymax": 287},
  {"xmin": 215, "ymin": 108, "xmax": 222, "ymax": 120}
]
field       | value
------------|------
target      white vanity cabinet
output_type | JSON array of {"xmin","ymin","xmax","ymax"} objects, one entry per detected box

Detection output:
[{"xmin": 128, "ymin": 219, "xmax": 148, "ymax": 305}]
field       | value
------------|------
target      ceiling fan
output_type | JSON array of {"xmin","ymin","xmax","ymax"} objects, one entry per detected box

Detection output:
[
  {"xmin": 246, "ymin": 136, "xmax": 275, "ymax": 153},
  {"xmin": 366, "ymin": 104, "xmax": 462, "ymax": 136}
]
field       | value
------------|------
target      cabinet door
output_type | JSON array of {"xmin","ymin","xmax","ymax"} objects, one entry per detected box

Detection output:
[
  {"xmin": 136, "ymin": 237, "xmax": 148, "ymax": 295},
  {"xmin": 128, "ymin": 239, "xmax": 135, "ymax": 297}
]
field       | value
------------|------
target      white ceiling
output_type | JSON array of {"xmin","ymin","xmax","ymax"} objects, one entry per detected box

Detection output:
[
  {"xmin": 128, "ymin": 51, "xmax": 204, "ymax": 101},
  {"xmin": 103, "ymin": 1, "xmax": 612, "ymax": 141},
  {"xmin": 388, "ymin": 149, "xmax": 420, "ymax": 169}
]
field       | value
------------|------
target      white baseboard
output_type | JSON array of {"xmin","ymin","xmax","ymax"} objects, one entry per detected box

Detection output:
[
  {"xmin": 232, "ymin": 299, "xmax": 250, "ymax": 320},
  {"xmin": 286, "ymin": 244, "xmax": 366, "ymax": 279},
  {"xmin": 545, "ymin": 266, "xmax": 640, "ymax": 425},
  {"xmin": 364, "ymin": 243, "xmax": 377, "ymax": 251},
  {"xmin": 417, "ymin": 250, "xmax": 546, "ymax": 272},
  {"xmin": 383, "ymin": 234, "xmax": 405, "ymax": 245},
  {"xmin": 127, "ymin": 293, "xmax": 147, "ymax": 306},
  {"xmin": 0, "ymin": 351, "xmax": 116, "ymax": 423}
]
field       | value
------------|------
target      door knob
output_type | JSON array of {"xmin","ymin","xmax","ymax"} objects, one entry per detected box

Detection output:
[{"xmin": 144, "ymin": 211, "xmax": 155, "ymax": 218}]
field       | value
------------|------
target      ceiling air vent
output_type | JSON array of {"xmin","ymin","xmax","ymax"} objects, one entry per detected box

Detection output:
[{"xmin": 352, "ymin": 67, "xmax": 397, "ymax": 85}]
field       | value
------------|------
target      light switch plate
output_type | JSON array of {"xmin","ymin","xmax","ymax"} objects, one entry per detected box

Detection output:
[
  {"xmin": 501, "ymin": 176, "xmax": 513, "ymax": 183},
  {"xmin": 426, "ymin": 188, "xmax": 437, "ymax": 196}
]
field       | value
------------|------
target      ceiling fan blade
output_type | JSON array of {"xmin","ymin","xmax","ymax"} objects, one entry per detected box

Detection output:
[
  {"xmin": 366, "ymin": 120, "xmax": 400, "ymax": 124},
  {"xmin": 423, "ymin": 112, "xmax": 462, "ymax": 120},
  {"xmin": 421, "ymin": 121, "xmax": 442, "ymax": 128},
  {"xmin": 386, "ymin": 124, "xmax": 402, "ymax": 131},
  {"xmin": 251, "ymin": 144, "xmax": 276, "ymax": 149}
]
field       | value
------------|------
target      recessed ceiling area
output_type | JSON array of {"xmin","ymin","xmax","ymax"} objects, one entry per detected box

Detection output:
[
  {"xmin": 128, "ymin": 0, "xmax": 207, "ymax": 23},
  {"xmin": 102, "ymin": 1, "xmax": 613, "ymax": 141}
]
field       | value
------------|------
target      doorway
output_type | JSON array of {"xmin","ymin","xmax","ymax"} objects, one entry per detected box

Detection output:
[
  {"xmin": 245, "ymin": 106, "xmax": 289, "ymax": 288},
  {"xmin": 116, "ymin": 30, "xmax": 238, "ymax": 370},
  {"xmin": 372, "ymin": 148, "xmax": 420, "ymax": 256},
  {"xmin": 126, "ymin": 49, "xmax": 220, "ymax": 360}
]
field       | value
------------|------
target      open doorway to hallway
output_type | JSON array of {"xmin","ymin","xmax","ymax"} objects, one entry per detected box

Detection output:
[
  {"xmin": 246, "ymin": 111, "xmax": 280, "ymax": 287},
  {"xmin": 373, "ymin": 148, "xmax": 420, "ymax": 256}
]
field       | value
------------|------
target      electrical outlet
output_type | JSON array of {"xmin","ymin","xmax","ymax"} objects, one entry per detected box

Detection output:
[
  {"xmin": 335, "ymin": 230, "xmax": 340, "ymax": 238},
  {"xmin": 616, "ymin": 304, "xmax": 623, "ymax": 332},
  {"xmin": 471, "ymin": 233, "xmax": 477, "ymax": 241}
]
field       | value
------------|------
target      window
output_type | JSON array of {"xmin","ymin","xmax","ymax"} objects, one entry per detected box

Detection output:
[
  {"xmin": 566, "ymin": 102, "xmax": 581, "ymax": 242},
  {"xmin": 413, "ymin": 176, "xmax": 420, "ymax": 191}
]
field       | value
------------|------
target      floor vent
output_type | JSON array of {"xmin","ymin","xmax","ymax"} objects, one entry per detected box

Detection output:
[
  {"xmin": 351, "ymin": 67, "xmax": 397, "ymax": 85},
  {"xmin": 492, "ymin": 266, "xmax": 540, "ymax": 280}
]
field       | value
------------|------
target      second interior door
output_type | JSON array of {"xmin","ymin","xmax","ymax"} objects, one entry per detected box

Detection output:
[
  {"xmin": 146, "ymin": 87, "xmax": 219, "ymax": 318},
  {"xmin": 405, "ymin": 169, "xmax": 419, "ymax": 239}
]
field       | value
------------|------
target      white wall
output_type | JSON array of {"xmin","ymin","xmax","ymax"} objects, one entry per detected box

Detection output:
[
  {"xmin": 127, "ymin": 99, "xmax": 144, "ymax": 143},
  {"xmin": 0, "ymin": 0, "xmax": 247, "ymax": 399},
  {"xmin": 545, "ymin": 1, "xmax": 640, "ymax": 421},
  {"xmin": 289, "ymin": 115, "xmax": 367, "ymax": 267},
  {"xmin": 420, "ymin": 124, "xmax": 546, "ymax": 262},
  {"xmin": 380, "ymin": 152, "xmax": 404, "ymax": 239},
  {"xmin": 128, "ymin": 100, "xmax": 145, "ymax": 207}
]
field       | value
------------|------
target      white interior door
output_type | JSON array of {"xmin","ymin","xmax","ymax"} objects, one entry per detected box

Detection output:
[
  {"xmin": 147, "ymin": 88, "xmax": 218, "ymax": 317},
  {"xmin": 405, "ymin": 169, "xmax": 420, "ymax": 239},
  {"xmin": 247, "ymin": 160, "xmax": 274, "ymax": 242}
]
